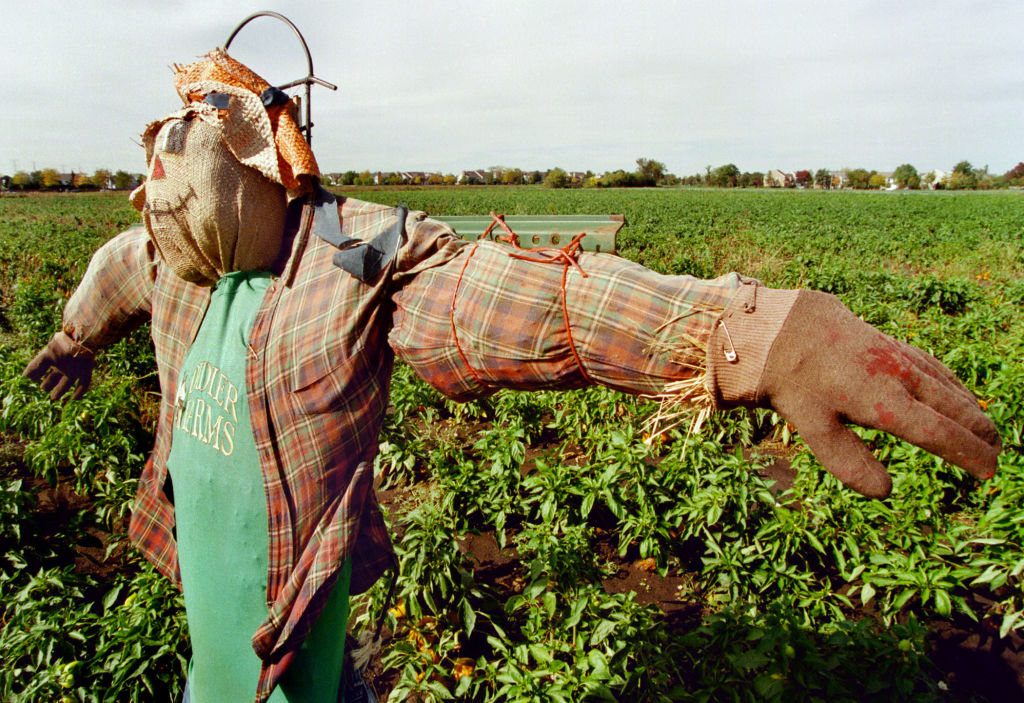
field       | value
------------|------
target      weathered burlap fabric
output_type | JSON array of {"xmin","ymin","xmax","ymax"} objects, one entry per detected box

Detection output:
[
  {"xmin": 137, "ymin": 117, "xmax": 287, "ymax": 286},
  {"xmin": 173, "ymin": 48, "xmax": 319, "ymax": 194}
]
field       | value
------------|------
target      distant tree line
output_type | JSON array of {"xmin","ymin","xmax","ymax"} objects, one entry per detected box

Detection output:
[
  {"xmin": 321, "ymin": 159, "xmax": 1023, "ymax": 190},
  {"xmin": 1, "ymin": 168, "xmax": 142, "ymax": 191},
  {"xmin": 320, "ymin": 160, "xmax": 678, "ymax": 189},
  {"xmin": 686, "ymin": 161, "xmax": 1024, "ymax": 190},
  {"xmin": 6, "ymin": 160, "xmax": 1023, "ymax": 193},
  {"xmin": 537, "ymin": 159, "xmax": 673, "ymax": 189}
]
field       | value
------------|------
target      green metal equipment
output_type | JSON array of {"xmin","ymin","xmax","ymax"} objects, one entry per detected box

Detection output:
[{"xmin": 434, "ymin": 214, "xmax": 624, "ymax": 254}]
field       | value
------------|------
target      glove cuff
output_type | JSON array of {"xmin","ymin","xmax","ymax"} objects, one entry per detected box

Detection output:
[
  {"xmin": 706, "ymin": 282, "xmax": 799, "ymax": 409},
  {"xmin": 57, "ymin": 330, "xmax": 96, "ymax": 359}
]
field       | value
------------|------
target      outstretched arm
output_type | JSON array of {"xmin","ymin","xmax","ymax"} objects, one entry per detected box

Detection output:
[
  {"xmin": 390, "ymin": 233, "xmax": 999, "ymax": 497},
  {"xmin": 391, "ymin": 237, "xmax": 743, "ymax": 399},
  {"xmin": 23, "ymin": 226, "xmax": 159, "ymax": 399}
]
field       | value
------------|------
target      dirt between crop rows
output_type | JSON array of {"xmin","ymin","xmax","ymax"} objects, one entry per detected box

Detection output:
[{"xmin": 2, "ymin": 435, "xmax": 1022, "ymax": 701}]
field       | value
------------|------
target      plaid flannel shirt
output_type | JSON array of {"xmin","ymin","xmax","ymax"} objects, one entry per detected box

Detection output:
[{"xmin": 62, "ymin": 195, "xmax": 744, "ymax": 702}]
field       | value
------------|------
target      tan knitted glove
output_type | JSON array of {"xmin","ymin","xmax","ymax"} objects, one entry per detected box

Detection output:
[
  {"xmin": 23, "ymin": 332, "xmax": 95, "ymax": 401},
  {"xmin": 708, "ymin": 285, "xmax": 1001, "ymax": 497}
]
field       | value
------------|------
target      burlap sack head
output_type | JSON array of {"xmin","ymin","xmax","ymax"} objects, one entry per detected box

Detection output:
[
  {"xmin": 128, "ymin": 49, "xmax": 321, "ymax": 285},
  {"xmin": 132, "ymin": 115, "xmax": 288, "ymax": 286}
]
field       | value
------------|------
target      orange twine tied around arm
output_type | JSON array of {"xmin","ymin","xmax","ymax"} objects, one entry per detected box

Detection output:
[
  {"xmin": 449, "ymin": 242, "xmax": 490, "ymax": 390},
  {"xmin": 448, "ymin": 213, "xmax": 595, "ymax": 389}
]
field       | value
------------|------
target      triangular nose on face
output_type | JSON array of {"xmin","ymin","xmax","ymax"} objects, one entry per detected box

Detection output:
[{"xmin": 151, "ymin": 154, "xmax": 166, "ymax": 180}]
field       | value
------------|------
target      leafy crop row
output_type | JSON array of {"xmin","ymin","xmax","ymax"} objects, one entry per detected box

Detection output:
[{"xmin": 1, "ymin": 188, "xmax": 1023, "ymax": 701}]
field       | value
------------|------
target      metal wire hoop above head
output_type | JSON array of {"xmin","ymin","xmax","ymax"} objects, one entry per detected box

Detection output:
[{"xmin": 223, "ymin": 11, "xmax": 337, "ymax": 145}]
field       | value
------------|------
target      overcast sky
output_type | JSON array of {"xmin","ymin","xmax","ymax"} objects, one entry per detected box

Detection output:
[{"xmin": 3, "ymin": 1, "xmax": 1021, "ymax": 177}]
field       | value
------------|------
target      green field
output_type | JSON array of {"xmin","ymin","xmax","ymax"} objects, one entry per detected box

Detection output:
[{"xmin": 1, "ymin": 188, "xmax": 1023, "ymax": 701}]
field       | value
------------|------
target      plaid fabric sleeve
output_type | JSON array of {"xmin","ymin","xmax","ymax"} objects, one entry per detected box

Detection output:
[
  {"xmin": 390, "ymin": 236, "xmax": 746, "ymax": 401},
  {"xmin": 63, "ymin": 226, "xmax": 158, "ymax": 350}
]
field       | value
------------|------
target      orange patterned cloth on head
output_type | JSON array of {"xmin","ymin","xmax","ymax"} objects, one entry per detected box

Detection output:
[{"xmin": 172, "ymin": 49, "xmax": 319, "ymax": 194}]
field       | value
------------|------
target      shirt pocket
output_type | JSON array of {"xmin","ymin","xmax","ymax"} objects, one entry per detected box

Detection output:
[
  {"xmin": 289, "ymin": 329, "xmax": 362, "ymax": 416},
  {"xmin": 286, "ymin": 319, "xmax": 393, "ymax": 418}
]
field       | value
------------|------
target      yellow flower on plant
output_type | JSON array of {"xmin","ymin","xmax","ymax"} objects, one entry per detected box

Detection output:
[{"xmin": 453, "ymin": 657, "xmax": 475, "ymax": 681}]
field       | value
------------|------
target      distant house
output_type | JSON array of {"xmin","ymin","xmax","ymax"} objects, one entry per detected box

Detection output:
[
  {"xmin": 763, "ymin": 169, "xmax": 794, "ymax": 188},
  {"xmin": 830, "ymin": 170, "xmax": 849, "ymax": 189},
  {"xmin": 400, "ymin": 171, "xmax": 429, "ymax": 185},
  {"xmin": 53, "ymin": 172, "xmax": 109, "ymax": 190},
  {"xmin": 459, "ymin": 169, "xmax": 487, "ymax": 185},
  {"xmin": 875, "ymin": 171, "xmax": 897, "ymax": 189},
  {"xmin": 923, "ymin": 169, "xmax": 948, "ymax": 189}
]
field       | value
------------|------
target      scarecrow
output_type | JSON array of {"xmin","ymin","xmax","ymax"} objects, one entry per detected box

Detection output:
[{"xmin": 23, "ymin": 48, "xmax": 999, "ymax": 703}]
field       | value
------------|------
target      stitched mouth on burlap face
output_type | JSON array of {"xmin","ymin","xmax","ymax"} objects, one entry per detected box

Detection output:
[
  {"xmin": 144, "ymin": 182, "xmax": 202, "ymax": 278},
  {"xmin": 139, "ymin": 117, "xmax": 222, "ymax": 285},
  {"xmin": 146, "ymin": 183, "xmax": 197, "ymax": 218}
]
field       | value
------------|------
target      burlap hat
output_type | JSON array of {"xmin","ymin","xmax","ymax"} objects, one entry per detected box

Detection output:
[{"xmin": 169, "ymin": 48, "xmax": 320, "ymax": 197}]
